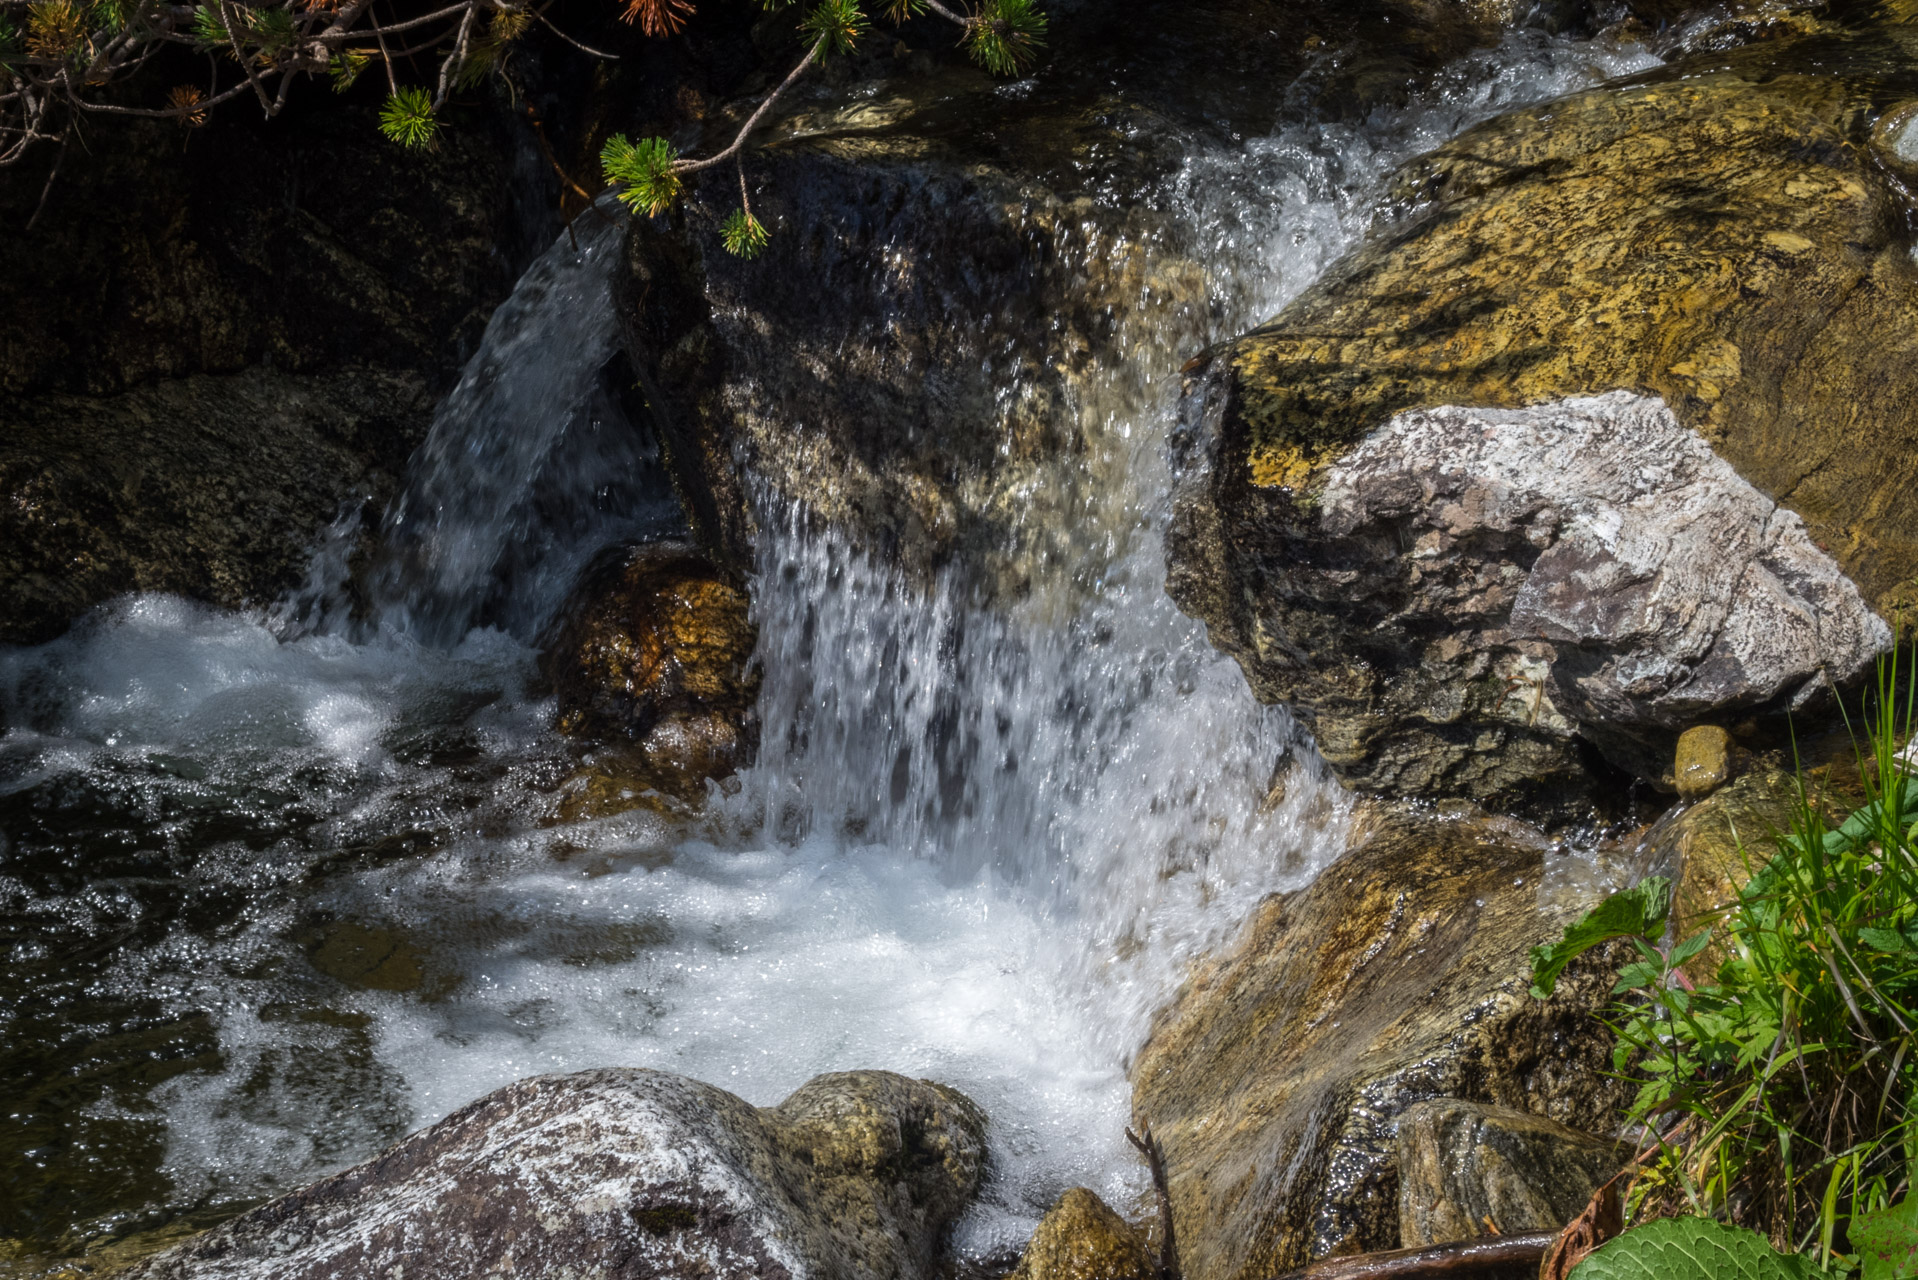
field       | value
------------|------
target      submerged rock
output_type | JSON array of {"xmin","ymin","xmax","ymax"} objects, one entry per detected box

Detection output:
[
  {"xmin": 1010, "ymin": 1188, "xmax": 1155, "ymax": 1280},
  {"xmin": 1395, "ymin": 1099, "xmax": 1627, "ymax": 1248},
  {"xmin": 544, "ymin": 542, "xmax": 760, "ymax": 800},
  {"xmin": 1129, "ymin": 810, "xmax": 1627, "ymax": 1279},
  {"xmin": 1166, "ymin": 20, "xmax": 1918, "ymax": 816},
  {"xmin": 127, "ymin": 1067, "xmax": 987, "ymax": 1280}
]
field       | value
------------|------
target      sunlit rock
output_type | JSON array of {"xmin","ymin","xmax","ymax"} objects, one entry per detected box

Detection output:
[
  {"xmin": 543, "ymin": 541, "xmax": 759, "ymax": 801},
  {"xmin": 1167, "ymin": 26, "xmax": 1918, "ymax": 818},
  {"xmin": 1010, "ymin": 1187, "xmax": 1155, "ymax": 1280},
  {"xmin": 126, "ymin": 1067, "xmax": 987, "ymax": 1280},
  {"xmin": 1395, "ymin": 1099, "xmax": 1626, "ymax": 1248},
  {"xmin": 1672, "ymin": 726, "xmax": 1733, "ymax": 800},
  {"xmin": 1129, "ymin": 810, "xmax": 1628, "ymax": 1279}
]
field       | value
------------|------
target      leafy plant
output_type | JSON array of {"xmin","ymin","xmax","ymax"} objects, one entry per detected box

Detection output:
[
  {"xmin": 964, "ymin": 0, "xmax": 1045, "ymax": 74},
  {"xmin": 1533, "ymin": 651, "xmax": 1918, "ymax": 1262},
  {"xmin": 1853, "ymin": 1197, "xmax": 1918, "ymax": 1280},
  {"xmin": 1569, "ymin": 1217, "xmax": 1815, "ymax": 1280}
]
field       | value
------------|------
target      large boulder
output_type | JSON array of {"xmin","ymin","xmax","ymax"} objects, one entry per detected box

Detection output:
[
  {"xmin": 615, "ymin": 0, "xmax": 1673, "ymax": 587},
  {"xmin": 1129, "ymin": 811, "xmax": 1627, "ymax": 1280},
  {"xmin": 126, "ymin": 1067, "xmax": 987, "ymax": 1280},
  {"xmin": 1165, "ymin": 17, "xmax": 1918, "ymax": 819}
]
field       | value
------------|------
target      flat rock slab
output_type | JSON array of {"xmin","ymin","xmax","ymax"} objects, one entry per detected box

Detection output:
[{"xmin": 126, "ymin": 1068, "xmax": 987, "ymax": 1280}]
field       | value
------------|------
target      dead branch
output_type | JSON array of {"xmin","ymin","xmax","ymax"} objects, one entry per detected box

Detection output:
[
  {"xmin": 1126, "ymin": 1124, "xmax": 1182, "ymax": 1280},
  {"xmin": 1267, "ymin": 1232, "xmax": 1558, "ymax": 1280}
]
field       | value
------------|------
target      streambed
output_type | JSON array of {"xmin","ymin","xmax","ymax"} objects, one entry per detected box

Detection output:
[{"xmin": 0, "ymin": 27, "xmax": 1663, "ymax": 1275}]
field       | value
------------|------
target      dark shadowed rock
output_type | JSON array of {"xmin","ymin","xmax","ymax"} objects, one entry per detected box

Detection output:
[
  {"xmin": 1395, "ymin": 1100, "xmax": 1627, "ymax": 1248},
  {"xmin": 1129, "ymin": 810, "xmax": 1627, "ymax": 1280},
  {"xmin": 1165, "ymin": 18, "xmax": 1918, "ymax": 817},
  {"xmin": 1010, "ymin": 1188, "xmax": 1155, "ymax": 1280},
  {"xmin": 0, "ymin": 91, "xmax": 554, "ymax": 645},
  {"xmin": 544, "ymin": 541, "xmax": 760, "ymax": 802},
  {"xmin": 126, "ymin": 1067, "xmax": 987, "ymax": 1280}
]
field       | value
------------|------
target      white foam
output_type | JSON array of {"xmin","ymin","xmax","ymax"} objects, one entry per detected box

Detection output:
[{"xmin": 1, "ymin": 23, "xmax": 1666, "ymax": 1263}]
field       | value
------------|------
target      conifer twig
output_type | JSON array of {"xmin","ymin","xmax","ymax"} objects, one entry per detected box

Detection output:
[{"xmin": 1127, "ymin": 1124, "xmax": 1182, "ymax": 1280}]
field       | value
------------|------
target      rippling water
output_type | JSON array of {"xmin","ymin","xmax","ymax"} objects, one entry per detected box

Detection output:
[{"xmin": 0, "ymin": 27, "xmax": 1661, "ymax": 1274}]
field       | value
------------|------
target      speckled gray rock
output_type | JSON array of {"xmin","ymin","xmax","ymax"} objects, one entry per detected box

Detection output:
[
  {"xmin": 125, "ymin": 1067, "xmax": 988, "ymax": 1280},
  {"xmin": 1169, "ymin": 388, "xmax": 1888, "ymax": 817},
  {"xmin": 1395, "ymin": 1099, "xmax": 1627, "ymax": 1248}
]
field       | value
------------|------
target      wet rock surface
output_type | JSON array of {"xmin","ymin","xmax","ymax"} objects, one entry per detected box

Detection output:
[
  {"xmin": 0, "ymin": 92, "xmax": 555, "ymax": 645},
  {"xmin": 1395, "ymin": 1099, "xmax": 1626, "ymax": 1248},
  {"xmin": 1129, "ymin": 810, "xmax": 1627, "ymax": 1280},
  {"xmin": 544, "ymin": 541, "xmax": 760, "ymax": 800},
  {"xmin": 1010, "ymin": 1188, "xmax": 1155, "ymax": 1280},
  {"xmin": 125, "ymin": 1067, "xmax": 987, "ymax": 1280},
  {"xmin": 615, "ymin": 0, "xmax": 1668, "ymax": 588},
  {"xmin": 1166, "ymin": 15, "xmax": 1918, "ymax": 816}
]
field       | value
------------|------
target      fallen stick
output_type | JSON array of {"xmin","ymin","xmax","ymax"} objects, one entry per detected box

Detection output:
[{"xmin": 1268, "ymin": 1231, "xmax": 1557, "ymax": 1280}]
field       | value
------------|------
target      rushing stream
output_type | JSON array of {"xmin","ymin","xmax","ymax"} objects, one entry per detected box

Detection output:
[{"xmin": 1, "ymin": 27, "xmax": 1663, "ymax": 1274}]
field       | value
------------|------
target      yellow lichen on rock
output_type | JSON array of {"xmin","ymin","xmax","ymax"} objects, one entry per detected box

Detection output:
[{"xmin": 1219, "ymin": 32, "xmax": 1918, "ymax": 612}]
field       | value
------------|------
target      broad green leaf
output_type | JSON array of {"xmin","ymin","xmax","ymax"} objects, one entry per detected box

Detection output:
[
  {"xmin": 1854, "ymin": 1196, "xmax": 1918, "ymax": 1280},
  {"xmin": 1569, "ymin": 1216, "xmax": 1814, "ymax": 1280},
  {"xmin": 1531, "ymin": 876, "xmax": 1674, "ymax": 999},
  {"xmin": 1859, "ymin": 927, "xmax": 1911, "ymax": 955},
  {"xmin": 1669, "ymin": 928, "xmax": 1713, "ymax": 967}
]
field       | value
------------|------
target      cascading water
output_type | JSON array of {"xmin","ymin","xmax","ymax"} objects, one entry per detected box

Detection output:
[{"xmin": 0, "ymin": 27, "xmax": 1662, "ymax": 1274}]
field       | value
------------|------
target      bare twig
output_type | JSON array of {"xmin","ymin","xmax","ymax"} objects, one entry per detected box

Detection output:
[
  {"xmin": 674, "ymin": 31, "xmax": 826, "ymax": 175},
  {"xmin": 1126, "ymin": 1124, "xmax": 1181, "ymax": 1280}
]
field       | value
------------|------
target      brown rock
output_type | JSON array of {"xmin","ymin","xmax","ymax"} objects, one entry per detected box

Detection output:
[
  {"xmin": 1673, "ymin": 727, "xmax": 1733, "ymax": 799},
  {"xmin": 1636, "ymin": 764, "xmax": 1803, "ymax": 977},
  {"xmin": 1011, "ymin": 1188, "xmax": 1155, "ymax": 1280},
  {"xmin": 544, "ymin": 542, "xmax": 759, "ymax": 800},
  {"xmin": 127, "ymin": 1068, "xmax": 988, "ymax": 1280},
  {"xmin": 1129, "ymin": 811, "xmax": 1626, "ymax": 1280},
  {"xmin": 1394, "ymin": 1100, "xmax": 1626, "ymax": 1248}
]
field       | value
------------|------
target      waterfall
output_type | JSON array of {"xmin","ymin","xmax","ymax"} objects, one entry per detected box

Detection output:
[{"xmin": 0, "ymin": 27, "xmax": 1663, "ymax": 1268}]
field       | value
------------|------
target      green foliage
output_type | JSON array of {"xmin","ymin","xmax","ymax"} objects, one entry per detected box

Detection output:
[
  {"xmin": 247, "ymin": 4, "xmax": 297, "ymax": 62},
  {"xmin": 378, "ymin": 86, "xmax": 441, "ymax": 149},
  {"xmin": 721, "ymin": 207, "xmax": 770, "ymax": 258},
  {"xmin": 1854, "ymin": 1198, "xmax": 1918, "ymax": 1280},
  {"xmin": 189, "ymin": 3, "xmax": 228, "ymax": 50},
  {"xmin": 1536, "ymin": 651, "xmax": 1918, "ymax": 1259},
  {"xmin": 601, "ymin": 134, "xmax": 682, "ymax": 216},
  {"xmin": 89, "ymin": 0, "xmax": 125, "ymax": 35},
  {"xmin": 964, "ymin": 0, "xmax": 1046, "ymax": 74},
  {"xmin": 0, "ymin": 14, "xmax": 20, "ymax": 65},
  {"xmin": 1530, "ymin": 876, "xmax": 1673, "ymax": 999},
  {"xmin": 799, "ymin": 0, "xmax": 866, "ymax": 55},
  {"xmin": 329, "ymin": 47, "xmax": 369, "ymax": 93},
  {"xmin": 1568, "ymin": 1217, "xmax": 1815, "ymax": 1280}
]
